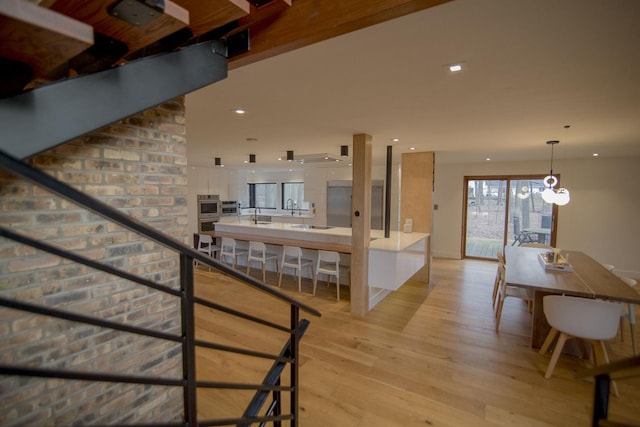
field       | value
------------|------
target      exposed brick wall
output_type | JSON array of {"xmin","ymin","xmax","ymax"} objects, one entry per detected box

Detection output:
[{"xmin": 0, "ymin": 97, "xmax": 188, "ymax": 425}]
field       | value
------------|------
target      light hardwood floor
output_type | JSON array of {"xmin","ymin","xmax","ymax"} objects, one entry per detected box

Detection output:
[{"xmin": 194, "ymin": 258, "xmax": 640, "ymax": 426}]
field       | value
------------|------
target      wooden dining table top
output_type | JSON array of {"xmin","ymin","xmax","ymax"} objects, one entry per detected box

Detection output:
[{"xmin": 504, "ymin": 246, "xmax": 640, "ymax": 304}]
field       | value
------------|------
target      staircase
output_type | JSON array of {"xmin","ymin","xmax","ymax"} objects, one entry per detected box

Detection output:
[{"xmin": 0, "ymin": 149, "xmax": 320, "ymax": 426}]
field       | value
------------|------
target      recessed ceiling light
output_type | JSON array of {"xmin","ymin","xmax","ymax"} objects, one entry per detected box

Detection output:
[
  {"xmin": 449, "ymin": 64, "xmax": 463, "ymax": 72},
  {"xmin": 277, "ymin": 157, "xmax": 283, "ymax": 161},
  {"xmin": 391, "ymin": 138, "xmax": 399, "ymax": 142},
  {"xmin": 593, "ymin": 153, "xmax": 599, "ymax": 157},
  {"xmin": 234, "ymin": 109, "xmax": 246, "ymax": 114},
  {"xmin": 244, "ymin": 160, "xmax": 249, "ymax": 163},
  {"xmin": 409, "ymin": 147, "xmax": 416, "ymax": 151},
  {"xmin": 485, "ymin": 157, "xmax": 491, "ymax": 161}
]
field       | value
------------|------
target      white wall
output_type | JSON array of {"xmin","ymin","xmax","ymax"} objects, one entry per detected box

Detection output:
[
  {"xmin": 186, "ymin": 162, "xmax": 401, "ymax": 232},
  {"xmin": 433, "ymin": 156, "xmax": 640, "ymax": 278}
]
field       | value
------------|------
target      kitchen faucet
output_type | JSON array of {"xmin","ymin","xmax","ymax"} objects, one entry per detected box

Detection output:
[
  {"xmin": 254, "ymin": 207, "xmax": 261, "ymax": 224},
  {"xmin": 285, "ymin": 198, "xmax": 294, "ymax": 215}
]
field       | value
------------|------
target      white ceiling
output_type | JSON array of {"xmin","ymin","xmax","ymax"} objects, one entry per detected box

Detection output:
[{"xmin": 185, "ymin": 0, "xmax": 640, "ymax": 169}]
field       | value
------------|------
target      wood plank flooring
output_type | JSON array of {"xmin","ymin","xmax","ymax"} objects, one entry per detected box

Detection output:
[{"xmin": 194, "ymin": 258, "xmax": 640, "ymax": 426}]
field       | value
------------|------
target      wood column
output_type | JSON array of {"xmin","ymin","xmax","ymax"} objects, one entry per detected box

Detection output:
[
  {"xmin": 351, "ymin": 133, "xmax": 372, "ymax": 318},
  {"xmin": 401, "ymin": 151, "xmax": 434, "ymax": 282}
]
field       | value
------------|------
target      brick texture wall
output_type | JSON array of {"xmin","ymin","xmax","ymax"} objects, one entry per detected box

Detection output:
[{"xmin": 0, "ymin": 97, "xmax": 189, "ymax": 425}]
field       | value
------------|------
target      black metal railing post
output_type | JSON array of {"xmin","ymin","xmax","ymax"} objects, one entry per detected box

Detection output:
[
  {"xmin": 180, "ymin": 253, "xmax": 198, "ymax": 425},
  {"xmin": 290, "ymin": 305, "xmax": 300, "ymax": 427}
]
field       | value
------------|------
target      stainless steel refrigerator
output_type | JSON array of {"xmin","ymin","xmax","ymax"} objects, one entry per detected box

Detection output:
[{"xmin": 326, "ymin": 180, "xmax": 383, "ymax": 229}]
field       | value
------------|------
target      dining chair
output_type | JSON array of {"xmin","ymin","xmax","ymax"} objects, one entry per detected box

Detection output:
[
  {"xmin": 220, "ymin": 237, "xmax": 248, "ymax": 269},
  {"xmin": 195, "ymin": 234, "xmax": 220, "ymax": 270},
  {"xmin": 494, "ymin": 263, "xmax": 532, "ymax": 331},
  {"xmin": 520, "ymin": 243, "xmax": 553, "ymax": 249},
  {"xmin": 279, "ymin": 246, "xmax": 314, "ymax": 293},
  {"xmin": 539, "ymin": 295, "xmax": 623, "ymax": 396},
  {"xmin": 314, "ymin": 250, "xmax": 342, "ymax": 300},
  {"xmin": 618, "ymin": 276, "xmax": 638, "ymax": 355},
  {"xmin": 246, "ymin": 241, "xmax": 279, "ymax": 283},
  {"xmin": 491, "ymin": 251, "xmax": 505, "ymax": 308}
]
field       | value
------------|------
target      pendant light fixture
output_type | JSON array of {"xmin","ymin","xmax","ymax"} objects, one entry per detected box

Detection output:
[
  {"xmin": 249, "ymin": 154, "xmax": 256, "ymax": 163},
  {"xmin": 286, "ymin": 150, "xmax": 294, "ymax": 161},
  {"xmin": 541, "ymin": 139, "xmax": 570, "ymax": 206},
  {"xmin": 214, "ymin": 157, "xmax": 222, "ymax": 166},
  {"xmin": 340, "ymin": 145, "xmax": 349, "ymax": 157}
]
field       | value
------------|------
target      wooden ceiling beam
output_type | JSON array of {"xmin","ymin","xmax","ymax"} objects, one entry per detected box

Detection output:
[
  {"xmin": 229, "ymin": 0, "xmax": 453, "ymax": 69},
  {"xmin": 0, "ymin": 0, "xmax": 93, "ymax": 76},
  {"xmin": 50, "ymin": 0, "xmax": 189, "ymax": 55}
]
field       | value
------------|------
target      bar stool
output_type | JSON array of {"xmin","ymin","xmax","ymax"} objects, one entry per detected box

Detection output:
[
  {"xmin": 246, "ymin": 241, "xmax": 279, "ymax": 282},
  {"xmin": 195, "ymin": 234, "xmax": 219, "ymax": 270},
  {"xmin": 220, "ymin": 237, "xmax": 248, "ymax": 269},
  {"xmin": 279, "ymin": 246, "xmax": 314, "ymax": 293},
  {"xmin": 314, "ymin": 250, "xmax": 341, "ymax": 300}
]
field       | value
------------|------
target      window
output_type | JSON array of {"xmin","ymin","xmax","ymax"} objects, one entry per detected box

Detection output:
[
  {"xmin": 463, "ymin": 175, "xmax": 557, "ymax": 260},
  {"xmin": 282, "ymin": 182, "xmax": 306, "ymax": 211},
  {"xmin": 248, "ymin": 183, "xmax": 277, "ymax": 209}
]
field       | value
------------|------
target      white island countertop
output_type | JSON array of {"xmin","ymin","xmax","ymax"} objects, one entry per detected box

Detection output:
[{"xmin": 213, "ymin": 221, "xmax": 428, "ymax": 253}]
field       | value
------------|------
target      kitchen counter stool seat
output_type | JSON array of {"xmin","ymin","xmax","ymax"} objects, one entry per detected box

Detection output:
[
  {"xmin": 314, "ymin": 250, "xmax": 342, "ymax": 300},
  {"xmin": 220, "ymin": 237, "xmax": 248, "ymax": 269},
  {"xmin": 195, "ymin": 234, "xmax": 220, "ymax": 270},
  {"xmin": 246, "ymin": 241, "xmax": 279, "ymax": 283},
  {"xmin": 279, "ymin": 245, "xmax": 314, "ymax": 293}
]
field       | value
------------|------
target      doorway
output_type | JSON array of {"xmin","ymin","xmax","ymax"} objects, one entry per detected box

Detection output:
[{"xmin": 463, "ymin": 175, "xmax": 557, "ymax": 260}]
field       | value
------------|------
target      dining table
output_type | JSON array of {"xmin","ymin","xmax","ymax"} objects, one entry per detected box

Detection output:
[{"xmin": 504, "ymin": 245, "xmax": 640, "ymax": 353}]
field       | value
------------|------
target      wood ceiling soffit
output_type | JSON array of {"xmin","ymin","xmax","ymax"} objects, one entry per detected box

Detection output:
[
  {"xmin": 173, "ymin": 0, "xmax": 250, "ymax": 38},
  {"xmin": 229, "ymin": 0, "xmax": 453, "ymax": 69},
  {"xmin": 50, "ymin": 0, "xmax": 189, "ymax": 55},
  {"xmin": 0, "ymin": 0, "xmax": 93, "ymax": 76}
]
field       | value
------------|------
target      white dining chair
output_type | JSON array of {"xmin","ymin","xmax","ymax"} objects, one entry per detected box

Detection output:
[
  {"xmin": 314, "ymin": 250, "xmax": 341, "ymax": 300},
  {"xmin": 279, "ymin": 246, "xmax": 314, "ymax": 293},
  {"xmin": 494, "ymin": 263, "xmax": 532, "ymax": 331},
  {"xmin": 539, "ymin": 295, "xmax": 623, "ymax": 396},
  {"xmin": 246, "ymin": 241, "xmax": 279, "ymax": 282},
  {"xmin": 195, "ymin": 234, "xmax": 220, "ymax": 270},
  {"xmin": 618, "ymin": 276, "xmax": 638, "ymax": 355},
  {"xmin": 220, "ymin": 237, "xmax": 248, "ymax": 269}
]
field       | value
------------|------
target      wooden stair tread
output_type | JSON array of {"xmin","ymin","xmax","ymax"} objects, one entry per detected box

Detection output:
[
  {"xmin": 0, "ymin": 0, "xmax": 93, "ymax": 76},
  {"xmin": 50, "ymin": 0, "xmax": 189, "ymax": 55},
  {"xmin": 174, "ymin": 0, "xmax": 250, "ymax": 38}
]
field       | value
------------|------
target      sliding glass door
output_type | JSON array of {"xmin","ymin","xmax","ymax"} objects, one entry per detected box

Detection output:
[{"xmin": 463, "ymin": 176, "xmax": 557, "ymax": 260}]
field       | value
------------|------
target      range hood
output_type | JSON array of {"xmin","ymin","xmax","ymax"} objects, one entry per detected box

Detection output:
[{"xmin": 293, "ymin": 153, "xmax": 345, "ymax": 164}]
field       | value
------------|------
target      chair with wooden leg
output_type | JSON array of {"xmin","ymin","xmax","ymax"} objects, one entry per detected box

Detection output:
[
  {"xmin": 246, "ymin": 241, "xmax": 279, "ymax": 283},
  {"xmin": 539, "ymin": 295, "xmax": 623, "ymax": 396},
  {"xmin": 195, "ymin": 234, "xmax": 219, "ymax": 270},
  {"xmin": 492, "ymin": 251, "xmax": 505, "ymax": 308},
  {"xmin": 494, "ymin": 263, "xmax": 532, "ymax": 331},
  {"xmin": 314, "ymin": 250, "xmax": 341, "ymax": 300},
  {"xmin": 220, "ymin": 237, "xmax": 248, "ymax": 269},
  {"xmin": 618, "ymin": 277, "xmax": 638, "ymax": 355},
  {"xmin": 279, "ymin": 245, "xmax": 314, "ymax": 293}
]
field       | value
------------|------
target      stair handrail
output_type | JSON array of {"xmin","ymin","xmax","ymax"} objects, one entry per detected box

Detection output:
[{"xmin": 0, "ymin": 148, "xmax": 320, "ymax": 317}]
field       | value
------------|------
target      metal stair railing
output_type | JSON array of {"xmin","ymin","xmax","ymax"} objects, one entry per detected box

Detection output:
[{"xmin": 0, "ymin": 149, "xmax": 321, "ymax": 426}]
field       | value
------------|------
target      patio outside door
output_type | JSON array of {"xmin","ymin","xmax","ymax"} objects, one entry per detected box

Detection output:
[{"xmin": 463, "ymin": 176, "xmax": 557, "ymax": 260}]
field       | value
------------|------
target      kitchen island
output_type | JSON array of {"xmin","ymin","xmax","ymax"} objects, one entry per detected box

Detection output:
[{"xmin": 212, "ymin": 221, "xmax": 430, "ymax": 309}]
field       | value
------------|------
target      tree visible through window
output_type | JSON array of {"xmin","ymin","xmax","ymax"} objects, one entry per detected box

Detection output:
[
  {"xmin": 248, "ymin": 183, "xmax": 277, "ymax": 209},
  {"xmin": 282, "ymin": 182, "xmax": 305, "ymax": 211}
]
